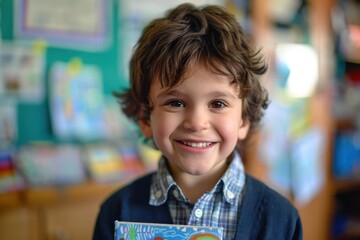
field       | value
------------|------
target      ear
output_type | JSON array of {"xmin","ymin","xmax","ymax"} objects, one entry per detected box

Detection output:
[
  {"xmin": 238, "ymin": 118, "xmax": 250, "ymax": 140},
  {"xmin": 139, "ymin": 118, "xmax": 153, "ymax": 138}
]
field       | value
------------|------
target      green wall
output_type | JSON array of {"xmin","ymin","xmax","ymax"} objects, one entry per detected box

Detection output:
[{"xmin": 1, "ymin": 0, "xmax": 127, "ymax": 145}]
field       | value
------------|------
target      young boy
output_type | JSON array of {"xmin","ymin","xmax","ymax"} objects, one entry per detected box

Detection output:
[{"xmin": 93, "ymin": 3, "xmax": 302, "ymax": 240}]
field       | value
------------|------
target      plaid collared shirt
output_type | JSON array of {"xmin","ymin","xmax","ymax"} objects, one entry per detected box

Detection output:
[{"xmin": 149, "ymin": 152, "xmax": 246, "ymax": 240}]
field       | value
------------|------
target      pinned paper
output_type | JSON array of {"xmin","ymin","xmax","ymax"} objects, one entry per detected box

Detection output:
[
  {"xmin": 32, "ymin": 39, "xmax": 47, "ymax": 56},
  {"xmin": 67, "ymin": 57, "xmax": 83, "ymax": 76},
  {"xmin": 49, "ymin": 60, "xmax": 105, "ymax": 141},
  {"xmin": 259, "ymin": 93, "xmax": 325, "ymax": 205},
  {"xmin": 290, "ymin": 127, "xmax": 325, "ymax": 205},
  {"xmin": 0, "ymin": 101, "xmax": 17, "ymax": 144},
  {"xmin": 0, "ymin": 42, "xmax": 45, "ymax": 102}
]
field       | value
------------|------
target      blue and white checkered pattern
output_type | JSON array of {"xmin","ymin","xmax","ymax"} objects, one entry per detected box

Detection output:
[{"xmin": 149, "ymin": 152, "xmax": 246, "ymax": 240}]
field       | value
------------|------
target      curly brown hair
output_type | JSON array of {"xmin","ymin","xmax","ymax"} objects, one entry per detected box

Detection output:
[{"xmin": 114, "ymin": 3, "xmax": 269, "ymax": 141}]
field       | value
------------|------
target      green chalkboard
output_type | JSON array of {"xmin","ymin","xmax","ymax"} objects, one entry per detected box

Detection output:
[{"xmin": 1, "ymin": 0, "xmax": 128, "ymax": 145}]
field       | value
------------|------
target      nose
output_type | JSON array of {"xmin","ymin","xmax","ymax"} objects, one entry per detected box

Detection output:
[{"xmin": 182, "ymin": 106, "xmax": 210, "ymax": 131}]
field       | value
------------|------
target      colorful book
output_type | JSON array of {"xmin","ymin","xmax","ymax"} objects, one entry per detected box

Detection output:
[{"xmin": 114, "ymin": 221, "xmax": 223, "ymax": 240}]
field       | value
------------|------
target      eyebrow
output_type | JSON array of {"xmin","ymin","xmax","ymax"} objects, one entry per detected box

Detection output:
[
  {"xmin": 211, "ymin": 91, "xmax": 238, "ymax": 99},
  {"xmin": 156, "ymin": 89, "xmax": 238, "ymax": 101},
  {"xmin": 155, "ymin": 89, "xmax": 181, "ymax": 101}
]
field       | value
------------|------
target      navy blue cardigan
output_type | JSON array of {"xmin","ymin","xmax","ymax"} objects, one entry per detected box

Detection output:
[{"xmin": 93, "ymin": 173, "xmax": 302, "ymax": 240}]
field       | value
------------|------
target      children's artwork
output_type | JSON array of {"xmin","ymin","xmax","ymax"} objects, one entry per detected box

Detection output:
[
  {"xmin": 138, "ymin": 142, "xmax": 162, "ymax": 172},
  {"xmin": 290, "ymin": 127, "xmax": 325, "ymax": 205},
  {"xmin": 50, "ymin": 59, "xmax": 139, "ymax": 141},
  {"xmin": 15, "ymin": 144, "xmax": 86, "ymax": 187},
  {"xmin": 259, "ymin": 97, "xmax": 309, "ymax": 195},
  {"xmin": 14, "ymin": 0, "xmax": 111, "ymax": 50},
  {"xmin": 0, "ymin": 42, "xmax": 45, "ymax": 102},
  {"xmin": 0, "ymin": 101, "xmax": 17, "ymax": 144},
  {"xmin": 0, "ymin": 148, "xmax": 25, "ymax": 193},
  {"xmin": 114, "ymin": 221, "xmax": 223, "ymax": 240},
  {"xmin": 49, "ymin": 59, "xmax": 107, "ymax": 141},
  {"xmin": 259, "ymin": 92, "xmax": 326, "ymax": 205},
  {"xmin": 83, "ymin": 144, "xmax": 121, "ymax": 183},
  {"xmin": 83, "ymin": 142, "xmax": 144, "ymax": 183}
]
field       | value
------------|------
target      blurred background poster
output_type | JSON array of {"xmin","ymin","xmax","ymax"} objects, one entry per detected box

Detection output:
[
  {"xmin": 0, "ymin": 102, "xmax": 17, "ymax": 144},
  {"xmin": 49, "ymin": 59, "xmax": 108, "ymax": 141},
  {"xmin": 14, "ymin": 0, "xmax": 111, "ymax": 50},
  {"xmin": 49, "ymin": 58, "xmax": 138, "ymax": 142},
  {"xmin": 0, "ymin": 43, "xmax": 45, "ymax": 102}
]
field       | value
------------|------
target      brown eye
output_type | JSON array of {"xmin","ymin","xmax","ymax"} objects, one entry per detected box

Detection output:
[
  {"xmin": 210, "ymin": 100, "xmax": 226, "ymax": 109},
  {"xmin": 166, "ymin": 100, "xmax": 185, "ymax": 108}
]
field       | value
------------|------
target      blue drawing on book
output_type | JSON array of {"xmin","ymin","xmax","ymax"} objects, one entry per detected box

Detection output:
[{"xmin": 114, "ymin": 221, "xmax": 223, "ymax": 240}]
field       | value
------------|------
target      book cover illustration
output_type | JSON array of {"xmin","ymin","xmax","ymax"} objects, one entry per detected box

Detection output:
[{"xmin": 114, "ymin": 221, "xmax": 223, "ymax": 240}]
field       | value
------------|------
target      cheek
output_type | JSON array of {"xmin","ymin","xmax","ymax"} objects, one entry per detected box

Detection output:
[
  {"xmin": 217, "ymin": 116, "xmax": 242, "ymax": 143},
  {"xmin": 152, "ymin": 124, "xmax": 168, "ymax": 142},
  {"xmin": 150, "ymin": 113, "xmax": 177, "ymax": 143}
]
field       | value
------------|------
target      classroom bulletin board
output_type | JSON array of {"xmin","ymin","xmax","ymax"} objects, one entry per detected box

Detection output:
[{"xmin": 0, "ymin": 0, "xmax": 125, "ymax": 145}]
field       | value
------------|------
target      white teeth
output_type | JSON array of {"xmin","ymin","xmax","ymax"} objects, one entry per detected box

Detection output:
[{"xmin": 182, "ymin": 141, "xmax": 212, "ymax": 148}]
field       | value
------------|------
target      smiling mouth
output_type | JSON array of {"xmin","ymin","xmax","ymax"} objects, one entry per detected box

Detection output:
[{"xmin": 181, "ymin": 141, "xmax": 213, "ymax": 148}]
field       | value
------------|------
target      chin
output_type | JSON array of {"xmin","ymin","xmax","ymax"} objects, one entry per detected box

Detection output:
[{"xmin": 182, "ymin": 166, "xmax": 213, "ymax": 176}]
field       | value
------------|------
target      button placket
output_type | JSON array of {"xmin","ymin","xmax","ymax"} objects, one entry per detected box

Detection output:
[
  {"xmin": 194, "ymin": 208, "xmax": 203, "ymax": 218},
  {"xmin": 172, "ymin": 189, "xmax": 179, "ymax": 199},
  {"xmin": 155, "ymin": 190, "xmax": 162, "ymax": 199},
  {"xmin": 227, "ymin": 190, "xmax": 235, "ymax": 200}
]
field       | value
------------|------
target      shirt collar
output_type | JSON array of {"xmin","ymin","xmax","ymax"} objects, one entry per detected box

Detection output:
[
  {"xmin": 149, "ymin": 157, "xmax": 176, "ymax": 206},
  {"xmin": 149, "ymin": 152, "xmax": 246, "ymax": 206},
  {"xmin": 221, "ymin": 151, "xmax": 246, "ymax": 205}
]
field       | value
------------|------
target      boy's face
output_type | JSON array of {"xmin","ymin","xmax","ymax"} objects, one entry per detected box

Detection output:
[{"xmin": 140, "ymin": 63, "xmax": 249, "ymax": 177}]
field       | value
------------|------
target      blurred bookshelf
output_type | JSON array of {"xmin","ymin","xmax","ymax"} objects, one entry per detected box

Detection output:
[
  {"xmin": 0, "ymin": 141, "xmax": 159, "ymax": 240},
  {"xmin": 331, "ymin": 0, "xmax": 360, "ymax": 239}
]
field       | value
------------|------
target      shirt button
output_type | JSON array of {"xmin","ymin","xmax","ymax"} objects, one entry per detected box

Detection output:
[
  {"xmin": 155, "ymin": 190, "xmax": 162, "ymax": 199},
  {"xmin": 172, "ymin": 190, "xmax": 179, "ymax": 198},
  {"xmin": 194, "ymin": 208, "xmax": 203, "ymax": 218},
  {"xmin": 227, "ymin": 190, "xmax": 235, "ymax": 199}
]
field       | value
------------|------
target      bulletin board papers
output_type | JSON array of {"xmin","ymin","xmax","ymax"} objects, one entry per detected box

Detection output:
[
  {"xmin": 260, "ymin": 126, "xmax": 326, "ymax": 206},
  {"xmin": 290, "ymin": 127, "xmax": 326, "ymax": 205},
  {"xmin": 50, "ymin": 60, "xmax": 138, "ymax": 142},
  {"xmin": 0, "ymin": 43, "xmax": 45, "ymax": 102},
  {"xmin": 83, "ymin": 142, "xmax": 144, "ymax": 184},
  {"xmin": 0, "ymin": 148, "xmax": 25, "ymax": 193},
  {"xmin": 14, "ymin": 0, "xmax": 111, "ymax": 50},
  {"xmin": 49, "ymin": 61, "xmax": 107, "ymax": 141},
  {"xmin": 0, "ymin": 101, "xmax": 17, "ymax": 145},
  {"xmin": 259, "ymin": 97, "xmax": 326, "ymax": 205},
  {"xmin": 15, "ymin": 144, "xmax": 86, "ymax": 187}
]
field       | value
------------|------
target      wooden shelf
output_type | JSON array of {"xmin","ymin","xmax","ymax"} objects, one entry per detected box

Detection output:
[
  {"xmin": 0, "ymin": 179, "xmax": 130, "ymax": 240},
  {"xmin": 0, "ymin": 180, "xmax": 124, "ymax": 208},
  {"xmin": 334, "ymin": 178, "xmax": 360, "ymax": 193},
  {"xmin": 0, "ymin": 192, "xmax": 22, "ymax": 208}
]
